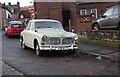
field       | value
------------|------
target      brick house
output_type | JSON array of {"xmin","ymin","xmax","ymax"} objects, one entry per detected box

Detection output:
[
  {"xmin": 17, "ymin": 6, "xmax": 33, "ymax": 21},
  {"xmin": 6, "ymin": 2, "xmax": 20, "ymax": 20},
  {"xmin": 0, "ymin": 3, "xmax": 12, "ymax": 29},
  {"xmin": 76, "ymin": 2, "xmax": 119, "ymax": 31},
  {"xmin": 0, "ymin": 3, "xmax": 3, "ymax": 29},
  {"xmin": 34, "ymin": 2, "xmax": 119, "ymax": 33}
]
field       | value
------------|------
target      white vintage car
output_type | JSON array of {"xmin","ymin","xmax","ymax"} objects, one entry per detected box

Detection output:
[{"xmin": 20, "ymin": 19, "xmax": 78, "ymax": 56}]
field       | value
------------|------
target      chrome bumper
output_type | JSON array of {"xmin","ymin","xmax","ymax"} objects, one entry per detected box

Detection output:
[{"xmin": 39, "ymin": 45, "xmax": 78, "ymax": 51}]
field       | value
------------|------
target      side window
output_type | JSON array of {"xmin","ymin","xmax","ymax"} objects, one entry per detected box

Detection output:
[
  {"xmin": 29, "ymin": 22, "xmax": 34, "ymax": 30},
  {"xmin": 26, "ymin": 22, "xmax": 31, "ymax": 30},
  {"xmin": 113, "ymin": 6, "xmax": 118, "ymax": 15},
  {"xmin": 104, "ymin": 7, "xmax": 114, "ymax": 16}
]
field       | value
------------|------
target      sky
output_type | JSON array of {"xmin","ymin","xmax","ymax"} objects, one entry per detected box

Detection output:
[
  {"xmin": 0, "ymin": 0, "xmax": 119, "ymax": 7},
  {"xmin": 0, "ymin": 0, "xmax": 33, "ymax": 7}
]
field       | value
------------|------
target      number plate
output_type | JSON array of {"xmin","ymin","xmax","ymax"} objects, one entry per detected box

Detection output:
[
  {"xmin": 14, "ymin": 33, "xmax": 20, "ymax": 35},
  {"xmin": 57, "ymin": 47, "xmax": 69, "ymax": 50}
]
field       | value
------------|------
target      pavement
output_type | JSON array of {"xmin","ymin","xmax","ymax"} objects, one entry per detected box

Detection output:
[{"xmin": 78, "ymin": 43, "xmax": 120, "ymax": 62}]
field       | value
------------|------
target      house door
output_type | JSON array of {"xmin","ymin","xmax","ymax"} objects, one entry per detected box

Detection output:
[{"xmin": 62, "ymin": 10, "xmax": 70, "ymax": 31}]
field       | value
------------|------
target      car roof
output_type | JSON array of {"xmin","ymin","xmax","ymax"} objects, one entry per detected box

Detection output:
[
  {"xmin": 29, "ymin": 19, "xmax": 60, "ymax": 23},
  {"xmin": 9, "ymin": 21, "xmax": 22, "ymax": 24}
]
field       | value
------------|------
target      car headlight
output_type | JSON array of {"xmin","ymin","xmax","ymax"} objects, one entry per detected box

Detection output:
[
  {"xmin": 74, "ymin": 35, "xmax": 78, "ymax": 40},
  {"xmin": 42, "ymin": 35, "xmax": 48, "ymax": 41}
]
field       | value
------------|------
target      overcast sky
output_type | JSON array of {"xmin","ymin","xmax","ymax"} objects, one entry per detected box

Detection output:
[{"xmin": 0, "ymin": 0, "xmax": 33, "ymax": 7}]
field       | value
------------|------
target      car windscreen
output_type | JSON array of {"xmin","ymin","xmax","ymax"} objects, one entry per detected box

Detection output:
[
  {"xmin": 35, "ymin": 21, "xmax": 63, "ymax": 29},
  {"xmin": 11, "ymin": 24, "xmax": 24, "ymax": 28}
]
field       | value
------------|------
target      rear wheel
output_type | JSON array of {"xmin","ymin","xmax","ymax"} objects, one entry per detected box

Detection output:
[
  {"xmin": 93, "ymin": 24, "xmax": 100, "ymax": 30},
  {"xmin": 7, "ymin": 34, "xmax": 10, "ymax": 38},
  {"xmin": 21, "ymin": 38, "xmax": 27, "ymax": 49}
]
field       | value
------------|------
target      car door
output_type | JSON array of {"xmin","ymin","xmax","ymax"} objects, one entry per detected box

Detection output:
[
  {"xmin": 110, "ymin": 6, "xmax": 119, "ymax": 28},
  {"xmin": 100, "ymin": 7, "xmax": 114, "ymax": 28},
  {"xmin": 28, "ymin": 22, "xmax": 35, "ymax": 48},
  {"xmin": 24, "ymin": 22, "xmax": 31, "ymax": 46}
]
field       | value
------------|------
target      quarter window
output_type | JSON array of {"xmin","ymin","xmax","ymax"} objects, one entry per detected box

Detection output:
[
  {"xmin": 30, "ymin": 22, "xmax": 34, "ymax": 30},
  {"xmin": 26, "ymin": 22, "xmax": 31, "ymax": 30},
  {"xmin": 113, "ymin": 6, "xmax": 118, "ymax": 15}
]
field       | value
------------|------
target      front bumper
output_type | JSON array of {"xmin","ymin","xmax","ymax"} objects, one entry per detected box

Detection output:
[{"xmin": 39, "ymin": 45, "xmax": 78, "ymax": 51}]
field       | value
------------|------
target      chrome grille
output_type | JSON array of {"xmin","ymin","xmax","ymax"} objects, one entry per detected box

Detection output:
[
  {"xmin": 62, "ymin": 38, "xmax": 74, "ymax": 45},
  {"xmin": 46, "ymin": 38, "xmax": 60, "ymax": 45}
]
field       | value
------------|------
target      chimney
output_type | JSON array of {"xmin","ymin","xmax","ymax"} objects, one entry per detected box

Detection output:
[
  {"xmin": 17, "ymin": 2, "xmax": 20, "ymax": 6},
  {"xmin": 3, "ymin": 2, "xmax": 5, "ymax": 5},
  {"xmin": 8, "ymin": 2, "xmax": 11, "ymax": 5}
]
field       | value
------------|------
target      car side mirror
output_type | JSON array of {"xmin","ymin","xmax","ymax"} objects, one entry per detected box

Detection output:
[
  {"xmin": 101, "ymin": 15, "xmax": 107, "ymax": 18},
  {"xmin": 35, "ymin": 29, "xmax": 38, "ymax": 32}
]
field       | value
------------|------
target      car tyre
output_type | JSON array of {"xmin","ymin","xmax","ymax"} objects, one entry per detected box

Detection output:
[
  {"xmin": 7, "ymin": 33, "xmax": 10, "ymax": 38},
  {"xmin": 21, "ymin": 39, "xmax": 27, "ymax": 49},
  {"xmin": 93, "ymin": 24, "xmax": 100, "ymax": 30},
  {"xmin": 35, "ymin": 42, "xmax": 42, "ymax": 56}
]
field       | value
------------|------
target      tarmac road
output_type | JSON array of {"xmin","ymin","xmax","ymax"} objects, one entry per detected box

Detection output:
[{"xmin": 1, "ymin": 30, "xmax": 119, "ymax": 76}]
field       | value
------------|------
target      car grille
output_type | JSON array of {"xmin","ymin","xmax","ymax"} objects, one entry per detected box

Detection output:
[
  {"xmin": 62, "ymin": 38, "xmax": 74, "ymax": 45},
  {"xmin": 46, "ymin": 38, "xmax": 61, "ymax": 45},
  {"xmin": 46, "ymin": 37, "xmax": 74, "ymax": 45}
]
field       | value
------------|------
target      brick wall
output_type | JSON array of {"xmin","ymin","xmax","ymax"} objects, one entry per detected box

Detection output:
[
  {"xmin": 0, "ymin": 8, "xmax": 2, "ymax": 29},
  {"xmin": 34, "ymin": 2, "xmax": 63, "ymax": 23},
  {"xmin": 34, "ymin": 2, "xmax": 78, "ymax": 32},
  {"xmin": 34, "ymin": 2, "xmax": 119, "ymax": 33}
]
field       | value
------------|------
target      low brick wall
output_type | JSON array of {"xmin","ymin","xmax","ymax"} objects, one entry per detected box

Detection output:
[{"xmin": 79, "ymin": 30, "xmax": 120, "ymax": 41}]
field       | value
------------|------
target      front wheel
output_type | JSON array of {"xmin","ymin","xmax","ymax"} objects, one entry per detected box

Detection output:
[
  {"xmin": 93, "ymin": 24, "xmax": 100, "ymax": 30},
  {"xmin": 35, "ymin": 42, "xmax": 42, "ymax": 56}
]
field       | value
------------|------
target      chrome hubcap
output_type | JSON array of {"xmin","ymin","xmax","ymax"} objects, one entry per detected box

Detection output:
[
  {"xmin": 94, "ymin": 26, "xmax": 98, "ymax": 30},
  {"xmin": 22, "ymin": 41, "xmax": 25, "ymax": 48},
  {"xmin": 36, "ymin": 45, "xmax": 39, "ymax": 56}
]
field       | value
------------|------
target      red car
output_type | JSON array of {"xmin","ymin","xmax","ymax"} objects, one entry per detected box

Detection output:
[{"xmin": 6, "ymin": 21, "xmax": 25, "ymax": 37}]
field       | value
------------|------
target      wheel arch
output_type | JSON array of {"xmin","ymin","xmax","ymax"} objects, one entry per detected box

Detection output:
[
  {"xmin": 33, "ymin": 38, "xmax": 40, "ymax": 49},
  {"xmin": 92, "ymin": 22, "xmax": 100, "ymax": 29}
]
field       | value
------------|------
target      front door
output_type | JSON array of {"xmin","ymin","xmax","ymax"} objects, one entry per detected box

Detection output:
[
  {"xmin": 62, "ymin": 10, "xmax": 70, "ymax": 31},
  {"xmin": 100, "ymin": 7, "xmax": 114, "ymax": 28}
]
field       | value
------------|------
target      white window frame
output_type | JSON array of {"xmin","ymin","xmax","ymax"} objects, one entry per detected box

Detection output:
[
  {"xmin": 80, "ymin": 10, "xmax": 87, "ymax": 15},
  {"xmin": 91, "ymin": 9, "xmax": 97, "ymax": 18}
]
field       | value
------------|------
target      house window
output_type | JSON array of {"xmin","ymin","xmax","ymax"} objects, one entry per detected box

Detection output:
[
  {"xmin": 80, "ymin": 9, "xmax": 97, "ymax": 22},
  {"xmin": 80, "ymin": 10, "xmax": 87, "ymax": 15},
  {"xmin": 11, "ymin": 9, "xmax": 14, "ymax": 13},
  {"xmin": 91, "ymin": 9, "xmax": 97, "ymax": 18},
  {"xmin": 80, "ymin": 9, "xmax": 97, "ymax": 16},
  {"xmin": 91, "ymin": 9, "xmax": 96, "ymax": 14}
]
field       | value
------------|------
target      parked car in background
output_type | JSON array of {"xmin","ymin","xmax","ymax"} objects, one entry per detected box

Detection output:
[
  {"xmin": 92, "ymin": 5, "xmax": 120, "ymax": 30},
  {"xmin": 20, "ymin": 19, "xmax": 78, "ymax": 56},
  {"xmin": 5, "ymin": 21, "xmax": 25, "ymax": 37}
]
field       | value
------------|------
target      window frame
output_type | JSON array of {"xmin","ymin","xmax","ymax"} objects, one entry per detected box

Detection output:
[{"xmin": 26, "ymin": 22, "xmax": 31, "ymax": 30}]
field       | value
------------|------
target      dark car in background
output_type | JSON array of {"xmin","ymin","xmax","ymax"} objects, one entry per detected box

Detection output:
[{"xmin": 92, "ymin": 5, "xmax": 120, "ymax": 30}]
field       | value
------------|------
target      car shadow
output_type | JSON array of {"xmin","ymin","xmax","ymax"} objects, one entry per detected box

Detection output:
[{"xmin": 27, "ymin": 48, "xmax": 79, "ymax": 58}]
